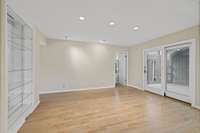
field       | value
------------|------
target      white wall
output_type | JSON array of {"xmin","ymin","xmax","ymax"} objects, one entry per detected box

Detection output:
[
  {"xmin": 39, "ymin": 39, "xmax": 121, "ymax": 93},
  {"xmin": 33, "ymin": 29, "xmax": 46, "ymax": 103}
]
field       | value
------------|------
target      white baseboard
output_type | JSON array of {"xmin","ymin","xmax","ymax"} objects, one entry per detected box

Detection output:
[
  {"xmin": 128, "ymin": 84, "xmax": 144, "ymax": 91},
  {"xmin": 40, "ymin": 85, "xmax": 115, "ymax": 95},
  {"xmin": 31, "ymin": 100, "xmax": 40, "ymax": 113},
  {"xmin": 165, "ymin": 90, "xmax": 190, "ymax": 103},
  {"xmin": 192, "ymin": 104, "xmax": 200, "ymax": 110},
  {"xmin": 9, "ymin": 100, "xmax": 40, "ymax": 133},
  {"xmin": 8, "ymin": 117, "xmax": 25, "ymax": 133}
]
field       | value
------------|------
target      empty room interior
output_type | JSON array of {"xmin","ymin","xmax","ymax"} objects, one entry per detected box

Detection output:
[{"xmin": 0, "ymin": 0, "xmax": 200, "ymax": 133}]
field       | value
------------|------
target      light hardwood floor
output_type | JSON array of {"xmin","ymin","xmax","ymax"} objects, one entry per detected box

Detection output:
[{"xmin": 18, "ymin": 86, "xmax": 200, "ymax": 133}]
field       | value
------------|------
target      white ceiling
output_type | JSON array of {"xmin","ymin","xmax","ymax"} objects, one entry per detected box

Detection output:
[{"xmin": 8, "ymin": 0, "xmax": 199, "ymax": 46}]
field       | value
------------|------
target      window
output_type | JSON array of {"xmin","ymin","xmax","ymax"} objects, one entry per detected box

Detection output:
[{"xmin": 7, "ymin": 9, "xmax": 33, "ymax": 131}]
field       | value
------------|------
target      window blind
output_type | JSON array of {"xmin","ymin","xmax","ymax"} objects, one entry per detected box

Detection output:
[{"xmin": 7, "ymin": 9, "xmax": 33, "ymax": 132}]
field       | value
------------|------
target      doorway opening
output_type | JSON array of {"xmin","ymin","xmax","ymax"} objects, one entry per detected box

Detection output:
[{"xmin": 115, "ymin": 52, "xmax": 128, "ymax": 87}]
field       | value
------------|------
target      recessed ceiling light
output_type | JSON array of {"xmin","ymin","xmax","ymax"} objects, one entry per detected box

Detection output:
[
  {"xmin": 133, "ymin": 26, "xmax": 139, "ymax": 30},
  {"xmin": 109, "ymin": 21, "xmax": 115, "ymax": 26},
  {"xmin": 79, "ymin": 16, "xmax": 85, "ymax": 21},
  {"xmin": 177, "ymin": 49, "xmax": 181, "ymax": 51},
  {"xmin": 99, "ymin": 40, "xmax": 106, "ymax": 43}
]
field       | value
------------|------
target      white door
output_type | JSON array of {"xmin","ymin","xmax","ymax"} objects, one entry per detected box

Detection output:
[
  {"xmin": 143, "ymin": 40, "xmax": 195, "ymax": 104},
  {"xmin": 144, "ymin": 48, "xmax": 164, "ymax": 96},
  {"xmin": 118, "ymin": 53, "xmax": 128, "ymax": 85},
  {"xmin": 165, "ymin": 44, "xmax": 193, "ymax": 102}
]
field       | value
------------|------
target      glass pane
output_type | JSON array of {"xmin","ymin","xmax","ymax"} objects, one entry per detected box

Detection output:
[
  {"xmin": 147, "ymin": 51, "xmax": 162, "ymax": 86},
  {"xmin": 166, "ymin": 47, "xmax": 189, "ymax": 87}
]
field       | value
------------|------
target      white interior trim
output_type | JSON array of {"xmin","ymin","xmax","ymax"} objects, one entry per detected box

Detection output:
[
  {"xmin": 192, "ymin": 105, "xmax": 200, "ymax": 110},
  {"xmin": 128, "ymin": 84, "xmax": 144, "ymax": 91},
  {"xmin": 126, "ymin": 51, "xmax": 129, "ymax": 86},
  {"xmin": 30, "ymin": 100, "xmax": 40, "ymax": 116},
  {"xmin": 189, "ymin": 39, "xmax": 196, "ymax": 107},
  {"xmin": 0, "ymin": 0, "xmax": 8, "ymax": 133},
  {"xmin": 40, "ymin": 85, "xmax": 115, "ymax": 95},
  {"xmin": 165, "ymin": 90, "xmax": 190, "ymax": 103}
]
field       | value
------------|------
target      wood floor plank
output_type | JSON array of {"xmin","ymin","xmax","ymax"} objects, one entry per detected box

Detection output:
[{"xmin": 18, "ymin": 86, "xmax": 200, "ymax": 133}]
